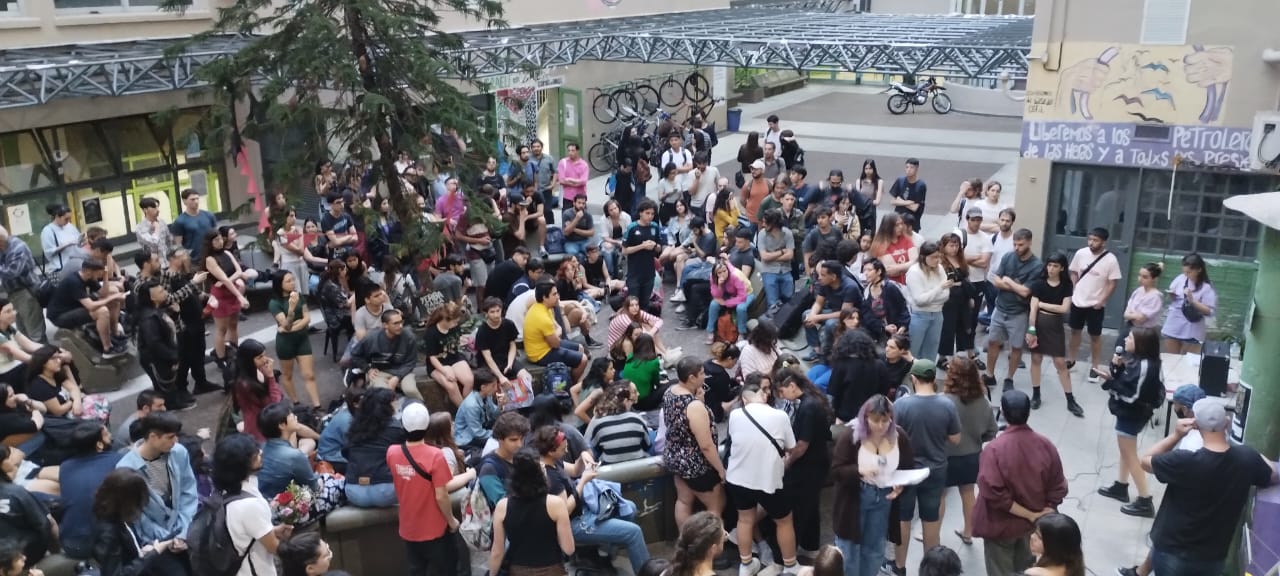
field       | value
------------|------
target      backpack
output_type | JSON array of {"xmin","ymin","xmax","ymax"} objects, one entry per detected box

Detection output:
[
  {"xmin": 544, "ymin": 226, "xmax": 566, "ymax": 255},
  {"xmin": 189, "ymin": 491, "xmax": 259, "ymax": 576},
  {"xmin": 543, "ymin": 362, "xmax": 571, "ymax": 395},
  {"xmin": 460, "ymin": 455, "xmax": 504, "ymax": 550}
]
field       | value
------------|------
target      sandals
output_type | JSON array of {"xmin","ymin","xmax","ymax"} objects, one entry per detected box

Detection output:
[{"xmin": 954, "ymin": 530, "xmax": 973, "ymax": 545}]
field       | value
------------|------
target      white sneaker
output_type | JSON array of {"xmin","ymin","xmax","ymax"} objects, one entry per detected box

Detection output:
[
  {"xmin": 675, "ymin": 304, "xmax": 686, "ymax": 314},
  {"xmin": 726, "ymin": 527, "xmax": 740, "ymax": 545},
  {"xmin": 756, "ymin": 542, "xmax": 775, "ymax": 566},
  {"xmin": 739, "ymin": 558, "xmax": 764, "ymax": 576},
  {"xmin": 670, "ymin": 289, "xmax": 687, "ymax": 302}
]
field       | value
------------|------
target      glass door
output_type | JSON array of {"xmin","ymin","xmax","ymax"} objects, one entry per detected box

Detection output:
[{"xmin": 1047, "ymin": 164, "xmax": 1142, "ymax": 329}]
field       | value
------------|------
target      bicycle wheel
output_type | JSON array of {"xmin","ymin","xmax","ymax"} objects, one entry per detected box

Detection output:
[
  {"xmin": 932, "ymin": 92, "xmax": 953, "ymax": 115},
  {"xmin": 887, "ymin": 93, "xmax": 910, "ymax": 115},
  {"xmin": 592, "ymin": 92, "xmax": 619, "ymax": 124},
  {"xmin": 684, "ymin": 71, "xmax": 711, "ymax": 103},
  {"xmin": 588, "ymin": 142, "xmax": 615, "ymax": 173},
  {"xmin": 658, "ymin": 78, "xmax": 684, "ymax": 107},
  {"xmin": 633, "ymin": 84, "xmax": 660, "ymax": 111},
  {"xmin": 611, "ymin": 89, "xmax": 640, "ymax": 118}
]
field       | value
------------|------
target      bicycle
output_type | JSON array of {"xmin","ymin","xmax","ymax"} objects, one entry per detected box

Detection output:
[{"xmin": 657, "ymin": 71, "xmax": 712, "ymax": 107}]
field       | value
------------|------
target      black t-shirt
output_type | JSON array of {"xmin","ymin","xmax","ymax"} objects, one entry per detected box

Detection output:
[
  {"xmin": 475, "ymin": 320, "xmax": 519, "ymax": 369},
  {"xmin": 320, "ymin": 211, "xmax": 356, "ymax": 238},
  {"xmin": 624, "ymin": 220, "xmax": 663, "ymax": 276},
  {"xmin": 1151, "ymin": 446, "xmax": 1274, "ymax": 560},
  {"xmin": 26, "ymin": 377, "xmax": 69, "ymax": 406},
  {"xmin": 1030, "ymin": 279, "xmax": 1072, "ymax": 308},
  {"xmin": 728, "ymin": 245, "xmax": 756, "ymax": 273},
  {"xmin": 0, "ymin": 411, "xmax": 37, "ymax": 441},
  {"xmin": 889, "ymin": 176, "xmax": 927, "ymax": 224},
  {"xmin": 485, "ymin": 261, "xmax": 524, "ymax": 305},
  {"xmin": 543, "ymin": 464, "xmax": 583, "ymax": 519},
  {"xmin": 818, "ymin": 276, "xmax": 862, "ymax": 312},
  {"xmin": 789, "ymin": 396, "xmax": 832, "ymax": 472},
  {"xmin": 421, "ymin": 325, "xmax": 460, "ymax": 364},
  {"xmin": 0, "ymin": 482, "xmax": 50, "ymax": 560},
  {"xmin": 702, "ymin": 360, "xmax": 736, "ymax": 423},
  {"xmin": 47, "ymin": 272, "xmax": 93, "ymax": 320},
  {"xmin": 582, "ymin": 257, "xmax": 608, "ymax": 287}
]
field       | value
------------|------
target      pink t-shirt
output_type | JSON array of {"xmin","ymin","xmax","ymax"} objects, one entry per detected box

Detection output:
[
  {"xmin": 559, "ymin": 157, "xmax": 589, "ymax": 202},
  {"xmin": 1069, "ymin": 247, "xmax": 1122, "ymax": 307}
]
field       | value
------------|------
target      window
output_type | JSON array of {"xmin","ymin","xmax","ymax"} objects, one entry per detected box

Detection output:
[
  {"xmin": 0, "ymin": 132, "xmax": 55, "ymax": 195},
  {"xmin": 962, "ymin": 0, "xmax": 1035, "ymax": 15},
  {"xmin": 1141, "ymin": 0, "xmax": 1191, "ymax": 45},
  {"xmin": 101, "ymin": 117, "xmax": 168, "ymax": 172},
  {"xmin": 54, "ymin": 0, "xmax": 188, "ymax": 10},
  {"xmin": 171, "ymin": 111, "xmax": 209, "ymax": 165},
  {"xmin": 1051, "ymin": 165, "xmax": 1137, "ymax": 239},
  {"xmin": 1135, "ymin": 169, "xmax": 1275, "ymax": 260},
  {"xmin": 0, "ymin": 1, "xmax": 21, "ymax": 15}
]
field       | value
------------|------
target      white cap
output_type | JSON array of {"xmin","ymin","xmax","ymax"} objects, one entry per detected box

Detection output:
[{"xmin": 402, "ymin": 402, "xmax": 431, "ymax": 433}]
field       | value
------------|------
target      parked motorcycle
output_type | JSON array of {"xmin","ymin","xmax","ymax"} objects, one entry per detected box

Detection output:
[{"xmin": 885, "ymin": 77, "xmax": 952, "ymax": 115}]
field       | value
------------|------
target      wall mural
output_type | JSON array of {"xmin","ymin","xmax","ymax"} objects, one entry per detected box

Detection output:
[{"xmin": 1025, "ymin": 43, "xmax": 1234, "ymax": 126}]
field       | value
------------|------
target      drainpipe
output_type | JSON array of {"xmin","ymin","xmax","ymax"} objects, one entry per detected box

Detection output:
[
  {"xmin": 1222, "ymin": 191, "xmax": 1280, "ymax": 460},
  {"xmin": 1266, "ymin": 49, "xmax": 1280, "ymax": 109},
  {"xmin": 998, "ymin": 71, "xmax": 1025, "ymax": 102}
]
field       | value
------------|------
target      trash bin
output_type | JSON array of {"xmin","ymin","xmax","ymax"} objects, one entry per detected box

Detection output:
[{"xmin": 726, "ymin": 107, "xmax": 743, "ymax": 133}]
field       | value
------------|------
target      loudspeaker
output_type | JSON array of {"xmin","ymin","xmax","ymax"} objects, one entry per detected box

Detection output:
[{"xmin": 1199, "ymin": 340, "xmax": 1231, "ymax": 397}]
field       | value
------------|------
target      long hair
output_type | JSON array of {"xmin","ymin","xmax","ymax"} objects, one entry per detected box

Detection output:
[
  {"xmin": 424, "ymin": 412, "xmax": 465, "ymax": 474},
  {"xmin": 853, "ymin": 395, "xmax": 897, "ymax": 445},
  {"xmin": 669, "ymin": 511, "xmax": 724, "ymax": 576},
  {"xmin": 595, "ymin": 382, "xmax": 634, "ymax": 417},
  {"xmin": 1131, "ymin": 325, "xmax": 1162, "ymax": 361},
  {"xmin": 529, "ymin": 393, "xmax": 568, "ymax": 431},
  {"xmin": 915, "ymin": 241, "xmax": 940, "ymax": 277},
  {"xmin": 234, "ymin": 339, "xmax": 270, "ymax": 398},
  {"xmin": 1182, "ymin": 252, "xmax": 1211, "ymax": 288},
  {"xmin": 832, "ymin": 328, "xmax": 876, "ymax": 361},
  {"xmin": 744, "ymin": 131, "xmax": 761, "ymax": 155},
  {"xmin": 347, "ymin": 387, "xmax": 397, "ymax": 446},
  {"xmin": 1034, "ymin": 513, "xmax": 1086, "ymax": 576},
  {"xmin": 427, "ymin": 301, "xmax": 462, "ymax": 327},
  {"xmin": 944, "ymin": 356, "xmax": 985, "ymax": 403},
  {"xmin": 25, "ymin": 345, "xmax": 59, "ymax": 383},
  {"xmin": 714, "ymin": 188, "xmax": 732, "ymax": 213},
  {"xmin": 507, "ymin": 448, "xmax": 548, "ymax": 500},
  {"xmin": 871, "ymin": 213, "xmax": 904, "ymax": 257},
  {"xmin": 320, "ymin": 259, "xmax": 346, "ymax": 284},
  {"xmin": 198, "ymin": 229, "xmax": 224, "ymax": 268},
  {"xmin": 1042, "ymin": 251, "xmax": 1072, "ymax": 287},
  {"xmin": 860, "ymin": 159, "xmax": 881, "ymax": 185},
  {"xmin": 939, "ymin": 232, "xmax": 968, "ymax": 276},
  {"xmin": 778, "ymin": 371, "xmax": 833, "ymax": 423},
  {"xmin": 746, "ymin": 321, "xmax": 778, "ymax": 354},
  {"xmin": 582, "ymin": 357, "xmax": 614, "ymax": 395},
  {"xmin": 93, "ymin": 468, "xmax": 150, "ymax": 523},
  {"xmin": 211, "ymin": 434, "xmax": 260, "ymax": 495},
  {"xmin": 918, "ymin": 546, "xmax": 962, "ymax": 576},
  {"xmin": 829, "ymin": 309, "xmax": 862, "ymax": 351},
  {"xmin": 271, "ymin": 269, "xmax": 295, "ymax": 299},
  {"xmin": 631, "ymin": 333, "xmax": 658, "ymax": 363}
]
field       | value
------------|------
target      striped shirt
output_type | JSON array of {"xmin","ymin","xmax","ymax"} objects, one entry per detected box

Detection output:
[{"xmin": 584, "ymin": 412, "xmax": 652, "ymax": 464}]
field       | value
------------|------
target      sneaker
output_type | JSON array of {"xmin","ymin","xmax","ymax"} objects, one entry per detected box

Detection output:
[
  {"xmin": 586, "ymin": 339, "xmax": 604, "ymax": 350},
  {"xmin": 973, "ymin": 357, "xmax": 987, "ymax": 371},
  {"xmin": 1067, "ymin": 397, "xmax": 1085, "ymax": 418},
  {"xmin": 1031, "ymin": 393, "xmax": 1042, "ymax": 410},
  {"xmin": 101, "ymin": 344, "xmax": 128, "ymax": 360},
  {"xmin": 1117, "ymin": 566, "xmax": 1140, "ymax": 576},
  {"xmin": 713, "ymin": 547, "xmax": 737, "ymax": 571},
  {"xmin": 675, "ymin": 304, "xmax": 686, "ymax": 314},
  {"xmin": 1066, "ymin": 360, "xmax": 1076, "ymax": 370},
  {"xmin": 1002, "ymin": 378, "xmax": 1015, "ymax": 392},
  {"xmin": 1097, "ymin": 481, "xmax": 1130, "ymax": 503},
  {"xmin": 171, "ymin": 398, "xmax": 198, "ymax": 412},
  {"xmin": 982, "ymin": 374, "xmax": 997, "ymax": 388},
  {"xmin": 738, "ymin": 558, "xmax": 764, "ymax": 576},
  {"xmin": 193, "ymin": 382, "xmax": 224, "ymax": 395},
  {"xmin": 705, "ymin": 334, "xmax": 715, "ymax": 345},
  {"xmin": 1121, "ymin": 496, "xmax": 1155, "ymax": 518},
  {"xmin": 670, "ymin": 289, "xmax": 687, "ymax": 303},
  {"xmin": 881, "ymin": 560, "xmax": 906, "ymax": 576},
  {"xmin": 1089, "ymin": 373, "xmax": 1105, "ymax": 384}
]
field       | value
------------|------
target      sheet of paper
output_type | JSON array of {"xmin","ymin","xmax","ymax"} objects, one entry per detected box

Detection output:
[
  {"xmin": 888, "ymin": 468, "xmax": 931, "ymax": 486},
  {"xmin": 5, "ymin": 203, "xmax": 30, "ymax": 236}
]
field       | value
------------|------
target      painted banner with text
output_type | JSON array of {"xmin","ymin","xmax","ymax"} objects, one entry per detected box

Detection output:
[{"xmin": 1020, "ymin": 121, "xmax": 1252, "ymax": 169}]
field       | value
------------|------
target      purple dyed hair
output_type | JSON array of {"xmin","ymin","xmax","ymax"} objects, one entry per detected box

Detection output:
[{"xmin": 852, "ymin": 394, "xmax": 897, "ymax": 445}]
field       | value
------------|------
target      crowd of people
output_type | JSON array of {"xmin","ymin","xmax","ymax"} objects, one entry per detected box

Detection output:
[{"xmin": 0, "ymin": 109, "xmax": 1270, "ymax": 576}]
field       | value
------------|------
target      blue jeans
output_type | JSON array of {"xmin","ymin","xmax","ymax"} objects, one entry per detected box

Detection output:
[
  {"xmin": 706, "ymin": 293, "xmax": 754, "ymax": 335},
  {"xmin": 804, "ymin": 313, "xmax": 839, "ymax": 354},
  {"xmin": 603, "ymin": 249, "xmax": 621, "ymax": 279},
  {"xmin": 1151, "ymin": 549, "xmax": 1224, "ymax": 576},
  {"xmin": 565, "ymin": 239, "xmax": 588, "ymax": 257},
  {"xmin": 574, "ymin": 516, "xmax": 650, "ymax": 573},
  {"xmin": 909, "ymin": 310, "xmax": 944, "ymax": 361},
  {"xmin": 833, "ymin": 483, "xmax": 893, "ymax": 576},
  {"xmin": 761, "ymin": 271, "xmax": 794, "ymax": 308},
  {"xmin": 807, "ymin": 364, "xmax": 831, "ymax": 393},
  {"xmin": 345, "ymin": 482, "xmax": 398, "ymax": 508}
]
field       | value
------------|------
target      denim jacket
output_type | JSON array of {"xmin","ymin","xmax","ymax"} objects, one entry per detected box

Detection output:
[
  {"xmin": 258, "ymin": 438, "xmax": 316, "ymax": 499},
  {"xmin": 454, "ymin": 392, "xmax": 498, "ymax": 447},
  {"xmin": 115, "ymin": 442, "xmax": 198, "ymax": 542}
]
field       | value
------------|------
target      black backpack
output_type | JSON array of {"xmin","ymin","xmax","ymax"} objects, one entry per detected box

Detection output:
[{"xmin": 189, "ymin": 491, "xmax": 260, "ymax": 576}]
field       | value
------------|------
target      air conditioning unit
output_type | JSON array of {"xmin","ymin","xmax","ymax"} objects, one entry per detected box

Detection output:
[{"xmin": 1249, "ymin": 111, "xmax": 1280, "ymax": 171}]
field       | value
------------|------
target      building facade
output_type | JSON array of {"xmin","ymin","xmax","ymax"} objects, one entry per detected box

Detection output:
[
  {"xmin": 1014, "ymin": 0, "xmax": 1280, "ymax": 336},
  {"xmin": 0, "ymin": 0, "xmax": 729, "ymax": 258}
]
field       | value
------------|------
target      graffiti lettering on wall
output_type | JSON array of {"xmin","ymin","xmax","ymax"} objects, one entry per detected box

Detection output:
[
  {"xmin": 1021, "ymin": 121, "xmax": 1252, "ymax": 169},
  {"xmin": 1025, "ymin": 44, "xmax": 1234, "ymax": 125}
]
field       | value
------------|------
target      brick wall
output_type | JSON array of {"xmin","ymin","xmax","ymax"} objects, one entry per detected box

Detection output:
[{"xmin": 1129, "ymin": 252, "xmax": 1257, "ymax": 340}]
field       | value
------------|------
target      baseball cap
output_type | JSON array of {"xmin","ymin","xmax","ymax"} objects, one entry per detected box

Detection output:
[
  {"xmin": 402, "ymin": 402, "xmax": 431, "ymax": 433},
  {"xmin": 910, "ymin": 359, "xmax": 937, "ymax": 380},
  {"xmin": 1192, "ymin": 398, "xmax": 1229, "ymax": 433},
  {"xmin": 965, "ymin": 206, "xmax": 984, "ymax": 219},
  {"xmin": 750, "ymin": 159, "xmax": 766, "ymax": 170},
  {"xmin": 1172, "ymin": 384, "xmax": 1206, "ymax": 408}
]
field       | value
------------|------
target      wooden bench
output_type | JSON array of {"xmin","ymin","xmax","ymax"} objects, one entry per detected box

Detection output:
[{"xmin": 751, "ymin": 70, "xmax": 808, "ymax": 97}]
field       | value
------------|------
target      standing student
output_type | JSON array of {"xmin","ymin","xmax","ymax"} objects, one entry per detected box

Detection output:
[
  {"xmin": 171, "ymin": 189, "xmax": 218, "ymax": 255},
  {"xmin": 941, "ymin": 358, "xmax": 997, "ymax": 547},
  {"xmin": 984, "ymin": 229, "xmax": 1042, "ymax": 392},
  {"xmin": 904, "ymin": 241, "xmax": 955, "ymax": 363},
  {"xmin": 488, "ymin": 448, "xmax": 575, "ymax": 576},
  {"xmin": 1095, "ymin": 326, "xmax": 1165, "ymax": 518},
  {"xmin": 623, "ymin": 200, "xmax": 664, "ymax": 312},
  {"xmin": 269, "ymin": 271, "xmax": 320, "ymax": 409},
  {"xmin": 725, "ymin": 381, "xmax": 797, "ymax": 576},
  {"xmin": 1067, "ymin": 227, "xmax": 1122, "ymax": 376},
  {"xmin": 663, "ymin": 357, "xmax": 725, "ymax": 526},
  {"xmin": 831, "ymin": 395, "xmax": 913, "ymax": 576},
  {"xmin": 1160, "ymin": 253, "xmax": 1216, "ymax": 355},
  {"xmin": 887, "ymin": 159, "xmax": 926, "ymax": 232},
  {"xmin": 386, "ymin": 403, "xmax": 459, "ymax": 576},
  {"xmin": 1026, "ymin": 253, "xmax": 1083, "ymax": 417},
  {"xmin": 775, "ymin": 372, "xmax": 833, "ymax": 560}
]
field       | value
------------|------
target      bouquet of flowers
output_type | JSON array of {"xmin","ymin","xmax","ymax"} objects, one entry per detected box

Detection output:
[{"xmin": 270, "ymin": 481, "xmax": 314, "ymax": 525}]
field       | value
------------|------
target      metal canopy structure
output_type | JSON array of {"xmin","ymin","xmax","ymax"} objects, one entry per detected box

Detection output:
[{"xmin": 0, "ymin": 6, "xmax": 1030, "ymax": 110}]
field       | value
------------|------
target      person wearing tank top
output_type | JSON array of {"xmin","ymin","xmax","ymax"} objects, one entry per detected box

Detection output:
[{"xmin": 490, "ymin": 448, "xmax": 574, "ymax": 576}]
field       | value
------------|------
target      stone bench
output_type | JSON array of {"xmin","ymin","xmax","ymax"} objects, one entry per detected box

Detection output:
[
  {"xmin": 416, "ymin": 361, "xmax": 547, "ymax": 414},
  {"xmin": 751, "ymin": 70, "xmax": 807, "ymax": 97},
  {"xmin": 55, "ymin": 328, "xmax": 133, "ymax": 394}
]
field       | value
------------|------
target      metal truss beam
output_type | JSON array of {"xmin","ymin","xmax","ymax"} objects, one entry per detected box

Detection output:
[{"xmin": 0, "ymin": 8, "xmax": 1030, "ymax": 110}]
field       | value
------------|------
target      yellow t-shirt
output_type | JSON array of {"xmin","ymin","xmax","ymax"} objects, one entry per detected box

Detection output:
[{"xmin": 522, "ymin": 302, "xmax": 557, "ymax": 362}]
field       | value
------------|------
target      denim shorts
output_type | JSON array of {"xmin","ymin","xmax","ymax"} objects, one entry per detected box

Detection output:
[
  {"xmin": 899, "ymin": 466, "xmax": 947, "ymax": 522},
  {"xmin": 1115, "ymin": 415, "xmax": 1148, "ymax": 438}
]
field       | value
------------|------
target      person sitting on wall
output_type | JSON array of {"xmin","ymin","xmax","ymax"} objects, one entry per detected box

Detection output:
[{"xmin": 46, "ymin": 258, "xmax": 128, "ymax": 358}]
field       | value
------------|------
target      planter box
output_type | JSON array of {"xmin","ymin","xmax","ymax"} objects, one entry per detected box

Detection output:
[{"xmin": 739, "ymin": 86, "xmax": 765, "ymax": 104}]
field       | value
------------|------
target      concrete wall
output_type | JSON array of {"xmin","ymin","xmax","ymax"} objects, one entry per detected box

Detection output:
[
  {"xmin": 945, "ymin": 83, "xmax": 1024, "ymax": 117},
  {"xmin": 864, "ymin": 0, "xmax": 956, "ymax": 14}
]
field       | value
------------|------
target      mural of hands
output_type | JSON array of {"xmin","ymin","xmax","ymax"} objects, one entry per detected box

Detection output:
[
  {"xmin": 1058, "ymin": 46, "xmax": 1119, "ymax": 120},
  {"xmin": 1184, "ymin": 45, "xmax": 1233, "ymax": 123}
]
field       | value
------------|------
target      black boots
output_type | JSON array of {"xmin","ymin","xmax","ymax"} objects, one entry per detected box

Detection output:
[{"xmin": 1098, "ymin": 481, "xmax": 1130, "ymax": 503}]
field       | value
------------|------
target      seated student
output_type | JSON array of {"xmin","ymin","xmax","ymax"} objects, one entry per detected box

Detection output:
[
  {"xmin": 114, "ymin": 413, "xmax": 198, "ymax": 554},
  {"xmin": 422, "ymin": 302, "xmax": 473, "ymax": 408},
  {"xmin": 476, "ymin": 412, "xmax": 530, "ymax": 508},
  {"xmin": 56, "ymin": 421, "xmax": 122, "ymax": 559},
  {"xmin": 0, "ymin": 297, "xmax": 72, "ymax": 390},
  {"xmin": 27, "ymin": 345, "xmax": 108, "ymax": 422},
  {"xmin": 0, "ymin": 384, "xmax": 47, "ymax": 457},
  {"xmin": 342, "ymin": 387, "xmax": 404, "ymax": 508},
  {"xmin": 580, "ymin": 243, "xmax": 625, "ymax": 296},
  {"xmin": 432, "ymin": 253, "xmax": 468, "ymax": 307},
  {"xmin": 485, "ymin": 246, "xmax": 532, "ymax": 309},
  {"xmin": 504, "ymin": 287, "xmax": 538, "ymax": 341},
  {"xmin": 424, "ymin": 412, "xmax": 478, "ymax": 493},
  {"xmin": 317, "ymin": 386, "xmax": 362, "ymax": 474},
  {"xmin": 507, "ymin": 257, "xmax": 545, "ymax": 303},
  {"xmin": 621, "ymin": 333, "xmax": 664, "ymax": 412},
  {"xmin": 454, "ymin": 369, "xmax": 502, "ymax": 453},
  {"xmin": 523, "ymin": 282, "xmax": 589, "ymax": 383},
  {"xmin": 0, "ymin": 444, "xmax": 60, "ymax": 564},
  {"xmin": 572, "ymin": 357, "xmax": 616, "ymax": 426},
  {"xmin": 584, "ymin": 382, "xmax": 651, "ymax": 464},
  {"xmin": 277, "ymin": 531, "xmax": 336, "ymax": 576},
  {"xmin": 46, "ymin": 258, "xmax": 128, "ymax": 357},
  {"xmin": 349, "ymin": 310, "xmax": 420, "ymax": 399},
  {"xmin": 115, "ymin": 390, "xmax": 165, "ymax": 448},
  {"xmin": 257, "ymin": 402, "xmax": 342, "ymax": 523},
  {"xmin": 475, "ymin": 297, "xmax": 532, "ymax": 390}
]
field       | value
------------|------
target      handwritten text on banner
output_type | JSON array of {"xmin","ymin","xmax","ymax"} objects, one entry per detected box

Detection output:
[{"xmin": 1021, "ymin": 121, "xmax": 1252, "ymax": 169}]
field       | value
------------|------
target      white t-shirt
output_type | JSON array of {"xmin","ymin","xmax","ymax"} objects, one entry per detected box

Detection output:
[
  {"xmin": 978, "ymin": 200, "xmax": 1005, "ymax": 228},
  {"xmin": 961, "ymin": 228, "xmax": 993, "ymax": 283},
  {"xmin": 506, "ymin": 289, "xmax": 538, "ymax": 339},
  {"xmin": 988, "ymin": 232, "xmax": 1015, "ymax": 282},
  {"xmin": 660, "ymin": 148, "xmax": 694, "ymax": 191},
  {"xmin": 227, "ymin": 478, "xmax": 277, "ymax": 576},
  {"xmin": 691, "ymin": 165, "xmax": 721, "ymax": 210},
  {"xmin": 1069, "ymin": 247, "xmax": 1123, "ymax": 308},
  {"xmin": 725, "ymin": 402, "xmax": 796, "ymax": 492}
]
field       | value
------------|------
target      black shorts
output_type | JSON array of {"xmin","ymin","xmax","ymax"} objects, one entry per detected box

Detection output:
[
  {"xmin": 727, "ymin": 483, "xmax": 791, "ymax": 519},
  {"xmin": 1068, "ymin": 304, "xmax": 1105, "ymax": 336},
  {"xmin": 682, "ymin": 469, "xmax": 721, "ymax": 493},
  {"xmin": 51, "ymin": 308, "xmax": 93, "ymax": 330}
]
